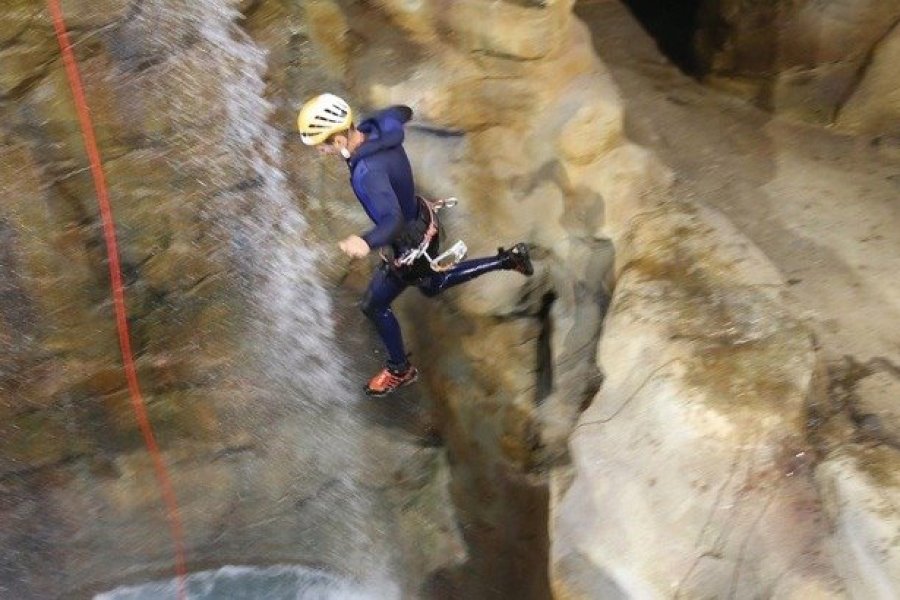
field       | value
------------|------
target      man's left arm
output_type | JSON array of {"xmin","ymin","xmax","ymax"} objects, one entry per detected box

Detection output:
[{"xmin": 359, "ymin": 168, "xmax": 404, "ymax": 250}]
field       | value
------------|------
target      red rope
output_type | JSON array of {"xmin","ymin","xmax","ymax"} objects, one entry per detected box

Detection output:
[{"xmin": 45, "ymin": 2, "xmax": 188, "ymax": 597}]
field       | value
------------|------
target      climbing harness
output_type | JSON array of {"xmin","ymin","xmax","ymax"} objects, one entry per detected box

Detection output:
[
  {"xmin": 385, "ymin": 196, "xmax": 468, "ymax": 272},
  {"xmin": 429, "ymin": 239, "xmax": 469, "ymax": 271}
]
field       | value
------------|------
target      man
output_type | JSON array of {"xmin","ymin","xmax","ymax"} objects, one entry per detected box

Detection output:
[{"xmin": 297, "ymin": 93, "xmax": 533, "ymax": 396}]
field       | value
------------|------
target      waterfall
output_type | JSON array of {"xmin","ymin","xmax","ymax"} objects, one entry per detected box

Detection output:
[
  {"xmin": 98, "ymin": 0, "xmax": 401, "ymax": 593},
  {"xmin": 114, "ymin": 0, "xmax": 349, "ymax": 399},
  {"xmin": 94, "ymin": 565, "xmax": 387, "ymax": 600}
]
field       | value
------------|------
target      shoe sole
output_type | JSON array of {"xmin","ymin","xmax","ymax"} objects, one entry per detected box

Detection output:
[
  {"xmin": 515, "ymin": 244, "xmax": 534, "ymax": 276},
  {"xmin": 364, "ymin": 370, "xmax": 419, "ymax": 397}
]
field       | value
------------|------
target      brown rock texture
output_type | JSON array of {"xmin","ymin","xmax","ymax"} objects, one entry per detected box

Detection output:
[
  {"xmin": 693, "ymin": 0, "xmax": 900, "ymax": 135},
  {"xmin": 3, "ymin": 1, "xmax": 899, "ymax": 598}
]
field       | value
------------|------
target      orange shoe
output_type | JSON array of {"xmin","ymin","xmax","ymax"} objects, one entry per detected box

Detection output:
[{"xmin": 365, "ymin": 364, "xmax": 418, "ymax": 396}]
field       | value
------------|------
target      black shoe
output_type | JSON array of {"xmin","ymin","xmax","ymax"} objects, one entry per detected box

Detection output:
[{"xmin": 498, "ymin": 243, "xmax": 533, "ymax": 276}]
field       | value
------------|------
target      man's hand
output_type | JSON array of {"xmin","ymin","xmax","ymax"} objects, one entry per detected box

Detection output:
[{"xmin": 339, "ymin": 235, "xmax": 370, "ymax": 258}]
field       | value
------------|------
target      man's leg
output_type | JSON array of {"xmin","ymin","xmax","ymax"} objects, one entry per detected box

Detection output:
[
  {"xmin": 360, "ymin": 263, "xmax": 410, "ymax": 370},
  {"xmin": 419, "ymin": 242, "xmax": 533, "ymax": 297}
]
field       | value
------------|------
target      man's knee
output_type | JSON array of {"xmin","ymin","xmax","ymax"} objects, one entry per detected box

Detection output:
[
  {"xmin": 418, "ymin": 284, "xmax": 440, "ymax": 298},
  {"xmin": 360, "ymin": 295, "xmax": 378, "ymax": 319},
  {"xmin": 417, "ymin": 274, "xmax": 443, "ymax": 297}
]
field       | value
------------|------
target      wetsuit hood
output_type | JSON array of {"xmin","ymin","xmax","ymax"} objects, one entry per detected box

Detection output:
[{"xmin": 349, "ymin": 106, "xmax": 413, "ymax": 169}]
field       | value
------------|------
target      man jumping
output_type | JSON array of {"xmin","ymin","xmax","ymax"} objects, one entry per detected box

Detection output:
[{"xmin": 297, "ymin": 93, "xmax": 533, "ymax": 396}]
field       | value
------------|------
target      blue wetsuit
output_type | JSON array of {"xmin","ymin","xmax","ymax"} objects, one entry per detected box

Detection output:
[{"xmin": 350, "ymin": 106, "xmax": 512, "ymax": 371}]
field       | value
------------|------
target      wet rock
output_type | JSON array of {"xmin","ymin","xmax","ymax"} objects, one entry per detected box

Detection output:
[
  {"xmin": 5, "ymin": 0, "xmax": 898, "ymax": 598},
  {"xmin": 837, "ymin": 24, "xmax": 900, "ymax": 137},
  {"xmin": 382, "ymin": 447, "xmax": 468, "ymax": 586},
  {"xmin": 851, "ymin": 365, "xmax": 900, "ymax": 448},
  {"xmin": 695, "ymin": 0, "xmax": 900, "ymax": 134},
  {"xmin": 0, "ymin": 409, "xmax": 90, "ymax": 477},
  {"xmin": 1, "ymin": 1, "xmax": 464, "ymax": 597},
  {"xmin": 304, "ymin": 0, "xmax": 352, "ymax": 74},
  {"xmin": 551, "ymin": 195, "xmax": 844, "ymax": 598},
  {"xmin": 436, "ymin": 0, "xmax": 574, "ymax": 60},
  {"xmin": 0, "ymin": 22, "xmax": 56, "ymax": 99},
  {"xmin": 816, "ymin": 444, "xmax": 900, "ymax": 598},
  {"xmin": 557, "ymin": 95, "xmax": 623, "ymax": 166}
]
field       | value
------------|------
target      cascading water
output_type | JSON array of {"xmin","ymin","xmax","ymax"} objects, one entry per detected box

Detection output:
[
  {"xmin": 92, "ymin": 0, "xmax": 395, "ymax": 598},
  {"xmin": 95, "ymin": 565, "xmax": 374, "ymax": 600},
  {"xmin": 92, "ymin": 1, "xmax": 406, "ymax": 596}
]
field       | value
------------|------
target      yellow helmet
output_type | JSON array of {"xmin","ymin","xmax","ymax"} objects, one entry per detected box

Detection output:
[{"xmin": 296, "ymin": 93, "xmax": 353, "ymax": 146}]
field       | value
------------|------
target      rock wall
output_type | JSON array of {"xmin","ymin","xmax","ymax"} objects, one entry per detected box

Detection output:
[
  {"xmin": 3, "ymin": 0, "xmax": 900, "ymax": 598},
  {"xmin": 300, "ymin": 1, "xmax": 857, "ymax": 598},
  {"xmin": 693, "ymin": 0, "xmax": 900, "ymax": 136},
  {"xmin": 1, "ymin": 1, "xmax": 462, "ymax": 597},
  {"xmin": 551, "ymin": 198, "xmax": 848, "ymax": 599},
  {"xmin": 322, "ymin": 0, "xmax": 624, "ymax": 595}
]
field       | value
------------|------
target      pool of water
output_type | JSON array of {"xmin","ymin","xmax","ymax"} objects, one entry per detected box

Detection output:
[{"xmin": 94, "ymin": 565, "xmax": 396, "ymax": 600}]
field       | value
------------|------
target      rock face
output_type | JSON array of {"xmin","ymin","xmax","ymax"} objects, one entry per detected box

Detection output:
[
  {"xmin": 816, "ymin": 444, "xmax": 900, "ymax": 599},
  {"xmin": 3, "ymin": 0, "xmax": 900, "ymax": 599},
  {"xmin": 307, "ymin": 1, "xmax": 892, "ymax": 598},
  {"xmin": 551, "ymin": 200, "xmax": 844, "ymax": 598},
  {"xmin": 557, "ymin": 2, "xmax": 900, "ymax": 598},
  {"xmin": 321, "ymin": 1, "xmax": 620, "ymax": 594},
  {"xmin": 693, "ymin": 0, "xmax": 900, "ymax": 136},
  {"xmin": 836, "ymin": 23, "xmax": 900, "ymax": 137},
  {"xmin": 1, "ymin": 1, "xmax": 463, "ymax": 598}
]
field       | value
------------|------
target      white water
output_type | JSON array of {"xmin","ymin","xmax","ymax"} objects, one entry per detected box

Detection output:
[
  {"xmin": 93, "ymin": 565, "xmax": 396, "ymax": 600},
  {"xmin": 105, "ymin": 0, "xmax": 400, "ymax": 591},
  {"xmin": 138, "ymin": 0, "xmax": 350, "ymax": 401}
]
